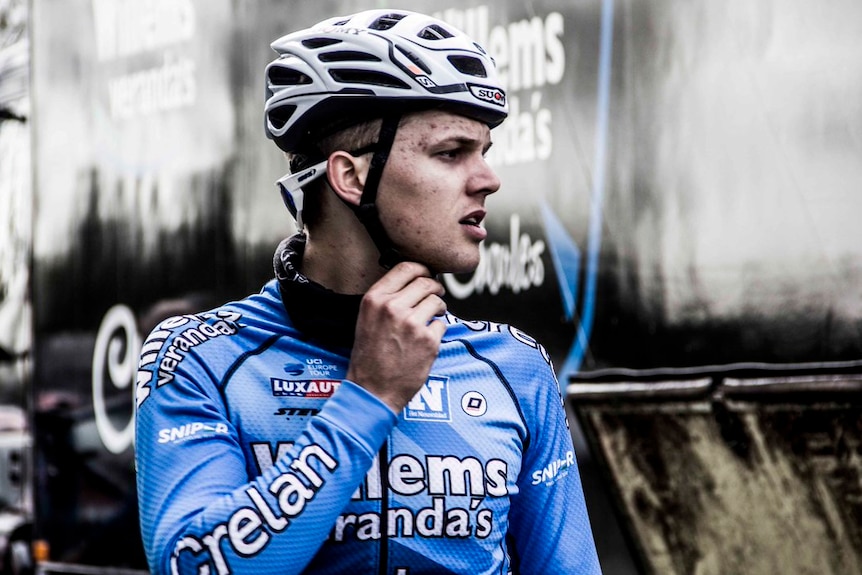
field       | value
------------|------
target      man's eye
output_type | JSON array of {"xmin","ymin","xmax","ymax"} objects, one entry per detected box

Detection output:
[{"xmin": 439, "ymin": 149, "xmax": 460, "ymax": 159}]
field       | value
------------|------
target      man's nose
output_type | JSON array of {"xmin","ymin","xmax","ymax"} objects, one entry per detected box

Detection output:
[{"xmin": 470, "ymin": 156, "xmax": 502, "ymax": 197}]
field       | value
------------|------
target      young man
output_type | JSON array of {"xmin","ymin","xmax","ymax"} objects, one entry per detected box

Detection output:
[{"xmin": 135, "ymin": 9, "xmax": 602, "ymax": 575}]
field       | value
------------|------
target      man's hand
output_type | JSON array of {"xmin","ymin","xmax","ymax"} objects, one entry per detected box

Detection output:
[{"xmin": 347, "ymin": 262, "xmax": 447, "ymax": 413}]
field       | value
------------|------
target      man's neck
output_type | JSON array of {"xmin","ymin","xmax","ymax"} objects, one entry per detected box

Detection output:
[{"xmin": 301, "ymin": 227, "xmax": 386, "ymax": 294}]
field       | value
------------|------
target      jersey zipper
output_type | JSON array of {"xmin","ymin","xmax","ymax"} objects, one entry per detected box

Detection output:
[{"xmin": 378, "ymin": 438, "xmax": 390, "ymax": 575}]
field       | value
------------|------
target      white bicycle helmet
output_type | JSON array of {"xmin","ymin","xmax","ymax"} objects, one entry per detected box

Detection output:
[
  {"xmin": 266, "ymin": 9, "xmax": 508, "ymax": 268},
  {"xmin": 264, "ymin": 9, "xmax": 508, "ymax": 153}
]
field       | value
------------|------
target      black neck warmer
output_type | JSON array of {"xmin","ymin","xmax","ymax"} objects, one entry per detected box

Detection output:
[{"xmin": 273, "ymin": 234, "xmax": 362, "ymax": 349}]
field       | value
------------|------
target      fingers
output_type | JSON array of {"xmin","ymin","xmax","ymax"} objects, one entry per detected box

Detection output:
[
  {"xmin": 412, "ymin": 291, "xmax": 447, "ymax": 325},
  {"xmin": 426, "ymin": 317, "xmax": 447, "ymax": 341},
  {"xmin": 370, "ymin": 262, "xmax": 443, "ymax": 298},
  {"xmin": 363, "ymin": 262, "xmax": 447, "ymax": 321},
  {"xmin": 348, "ymin": 262, "xmax": 449, "ymax": 412}
]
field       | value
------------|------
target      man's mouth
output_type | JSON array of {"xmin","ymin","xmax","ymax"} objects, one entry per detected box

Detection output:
[{"xmin": 459, "ymin": 211, "xmax": 486, "ymax": 227}]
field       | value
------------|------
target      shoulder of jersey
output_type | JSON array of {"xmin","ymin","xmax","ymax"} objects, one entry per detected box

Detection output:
[
  {"xmin": 140, "ymin": 286, "xmax": 291, "ymax": 356},
  {"xmin": 442, "ymin": 312, "xmax": 526, "ymax": 343},
  {"xmin": 444, "ymin": 312, "xmax": 555, "ymax": 372},
  {"xmin": 136, "ymin": 292, "xmax": 286, "ymax": 405}
]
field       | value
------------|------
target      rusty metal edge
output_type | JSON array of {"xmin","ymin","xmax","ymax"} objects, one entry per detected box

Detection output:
[{"xmin": 567, "ymin": 361, "xmax": 862, "ymax": 402}]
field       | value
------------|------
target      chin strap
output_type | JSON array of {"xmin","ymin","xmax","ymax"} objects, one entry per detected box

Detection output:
[
  {"xmin": 352, "ymin": 113, "xmax": 404, "ymax": 269},
  {"xmin": 277, "ymin": 113, "xmax": 406, "ymax": 269}
]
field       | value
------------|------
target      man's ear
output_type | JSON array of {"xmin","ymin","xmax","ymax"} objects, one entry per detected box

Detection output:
[{"xmin": 326, "ymin": 151, "xmax": 368, "ymax": 207}]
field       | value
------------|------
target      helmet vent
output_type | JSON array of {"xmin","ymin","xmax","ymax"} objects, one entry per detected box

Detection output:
[
  {"xmin": 447, "ymin": 55, "xmax": 487, "ymax": 78},
  {"xmin": 369, "ymin": 13, "xmax": 408, "ymax": 30},
  {"xmin": 329, "ymin": 69, "xmax": 410, "ymax": 89},
  {"xmin": 418, "ymin": 24, "xmax": 454, "ymax": 40},
  {"xmin": 268, "ymin": 105, "xmax": 297, "ymax": 130},
  {"xmin": 302, "ymin": 37, "xmax": 342, "ymax": 49},
  {"xmin": 268, "ymin": 66, "xmax": 313, "ymax": 86},
  {"xmin": 318, "ymin": 50, "xmax": 382, "ymax": 63}
]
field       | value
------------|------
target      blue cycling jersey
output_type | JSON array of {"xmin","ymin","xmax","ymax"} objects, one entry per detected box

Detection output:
[{"xmin": 135, "ymin": 277, "xmax": 601, "ymax": 574}]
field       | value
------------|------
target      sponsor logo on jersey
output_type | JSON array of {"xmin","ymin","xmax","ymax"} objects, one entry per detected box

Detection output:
[
  {"xmin": 273, "ymin": 406, "xmax": 321, "ymax": 418},
  {"xmin": 172, "ymin": 443, "xmax": 338, "ymax": 571},
  {"xmin": 136, "ymin": 311, "xmax": 242, "ymax": 408},
  {"xmin": 270, "ymin": 378, "xmax": 341, "ymax": 398},
  {"xmin": 531, "ymin": 450, "xmax": 575, "ymax": 486},
  {"xmin": 285, "ymin": 357, "xmax": 342, "ymax": 378},
  {"xmin": 283, "ymin": 362, "xmax": 305, "ymax": 376},
  {"xmin": 158, "ymin": 422, "xmax": 229, "ymax": 444},
  {"xmin": 281, "ymin": 354, "xmax": 343, "ymax": 377},
  {"xmin": 334, "ymin": 453, "xmax": 509, "ymax": 542},
  {"xmin": 461, "ymin": 391, "xmax": 487, "ymax": 417},
  {"xmin": 404, "ymin": 375, "xmax": 451, "ymax": 422}
]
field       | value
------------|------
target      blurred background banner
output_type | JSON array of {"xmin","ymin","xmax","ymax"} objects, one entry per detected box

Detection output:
[
  {"xmin": 7, "ymin": 0, "xmax": 862, "ymax": 572},
  {"xmin": 29, "ymin": 0, "xmax": 862, "ymax": 375},
  {"xmin": 0, "ymin": 0, "xmax": 30, "ymax": 391}
]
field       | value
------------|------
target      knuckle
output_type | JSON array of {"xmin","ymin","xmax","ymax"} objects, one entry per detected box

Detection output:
[
  {"xmin": 406, "ymin": 261, "xmax": 431, "ymax": 277},
  {"xmin": 363, "ymin": 290, "xmax": 391, "ymax": 314},
  {"xmin": 382, "ymin": 299, "xmax": 402, "ymax": 317},
  {"xmin": 361, "ymin": 290, "xmax": 382, "ymax": 307},
  {"xmin": 418, "ymin": 277, "xmax": 442, "ymax": 294},
  {"xmin": 395, "ymin": 260, "xmax": 417, "ymax": 274}
]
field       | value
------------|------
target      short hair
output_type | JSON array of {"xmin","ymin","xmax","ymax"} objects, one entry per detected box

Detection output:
[{"xmin": 286, "ymin": 118, "xmax": 383, "ymax": 229}]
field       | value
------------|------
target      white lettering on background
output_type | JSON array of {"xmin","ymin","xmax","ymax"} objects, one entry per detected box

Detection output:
[
  {"xmin": 91, "ymin": 0, "xmax": 198, "ymax": 119},
  {"xmin": 444, "ymin": 214, "xmax": 545, "ymax": 299},
  {"xmin": 435, "ymin": 6, "xmax": 567, "ymax": 166}
]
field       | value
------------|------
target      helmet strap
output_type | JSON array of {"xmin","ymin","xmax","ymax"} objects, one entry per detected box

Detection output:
[{"xmin": 352, "ymin": 113, "xmax": 404, "ymax": 269}]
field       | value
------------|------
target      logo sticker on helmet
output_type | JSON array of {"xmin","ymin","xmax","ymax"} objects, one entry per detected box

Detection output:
[
  {"xmin": 468, "ymin": 84, "xmax": 506, "ymax": 107},
  {"xmin": 415, "ymin": 76, "xmax": 437, "ymax": 88}
]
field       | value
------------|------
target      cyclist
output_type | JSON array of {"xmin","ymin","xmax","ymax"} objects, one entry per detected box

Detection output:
[{"xmin": 135, "ymin": 8, "xmax": 601, "ymax": 574}]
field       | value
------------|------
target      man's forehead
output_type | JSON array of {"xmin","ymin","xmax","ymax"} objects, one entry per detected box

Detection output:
[{"xmin": 400, "ymin": 109, "xmax": 491, "ymax": 145}]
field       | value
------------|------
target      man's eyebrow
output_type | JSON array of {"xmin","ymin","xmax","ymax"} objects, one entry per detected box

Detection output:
[{"xmin": 431, "ymin": 134, "xmax": 493, "ymax": 150}]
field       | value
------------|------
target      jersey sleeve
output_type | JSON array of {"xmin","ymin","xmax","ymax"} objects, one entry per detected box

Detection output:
[
  {"xmin": 506, "ymin": 343, "xmax": 602, "ymax": 574},
  {"xmin": 135, "ymin": 320, "xmax": 396, "ymax": 575}
]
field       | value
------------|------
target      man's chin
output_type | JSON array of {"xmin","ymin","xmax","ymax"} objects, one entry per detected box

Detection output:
[
  {"xmin": 402, "ymin": 245, "xmax": 480, "ymax": 275},
  {"xmin": 437, "ymin": 255, "xmax": 480, "ymax": 276}
]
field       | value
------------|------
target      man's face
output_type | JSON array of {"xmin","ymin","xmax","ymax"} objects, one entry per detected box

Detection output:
[{"xmin": 375, "ymin": 109, "xmax": 501, "ymax": 274}]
